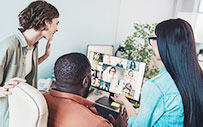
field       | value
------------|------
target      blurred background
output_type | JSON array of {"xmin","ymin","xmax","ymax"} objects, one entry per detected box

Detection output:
[{"xmin": 0, "ymin": 0, "xmax": 202, "ymax": 78}]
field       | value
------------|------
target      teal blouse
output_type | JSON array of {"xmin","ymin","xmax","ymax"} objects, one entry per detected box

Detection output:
[{"xmin": 128, "ymin": 67, "xmax": 184, "ymax": 127}]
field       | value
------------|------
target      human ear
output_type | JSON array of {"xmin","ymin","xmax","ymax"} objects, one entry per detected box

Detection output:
[
  {"xmin": 82, "ymin": 76, "xmax": 89, "ymax": 88},
  {"xmin": 43, "ymin": 20, "xmax": 52, "ymax": 30},
  {"xmin": 45, "ymin": 19, "xmax": 52, "ymax": 26}
]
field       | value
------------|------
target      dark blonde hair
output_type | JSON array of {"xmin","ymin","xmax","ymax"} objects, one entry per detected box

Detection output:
[{"xmin": 18, "ymin": 0, "xmax": 59, "ymax": 31}]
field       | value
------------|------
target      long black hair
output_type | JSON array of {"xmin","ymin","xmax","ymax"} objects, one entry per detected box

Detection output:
[{"xmin": 155, "ymin": 18, "xmax": 203, "ymax": 127}]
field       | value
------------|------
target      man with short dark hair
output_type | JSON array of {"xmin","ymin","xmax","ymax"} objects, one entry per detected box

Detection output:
[{"xmin": 43, "ymin": 53, "xmax": 112, "ymax": 127}]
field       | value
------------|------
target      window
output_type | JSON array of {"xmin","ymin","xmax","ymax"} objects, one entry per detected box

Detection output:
[
  {"xmin": 194, "ymin": 0, "xmax": 203, "ymax": 43},
  {"xmin": 199, "ymin": 0, "xmax": 203, "ymax": 12}
]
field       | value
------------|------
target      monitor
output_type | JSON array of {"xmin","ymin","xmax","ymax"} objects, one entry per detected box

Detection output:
[
  {"xmin": 89, "ymin": 51, "xmax": 146, "ymax": 109},
  {"xmin": 87, "ymin": 45, "xmax": 113, "ymax": 58}
]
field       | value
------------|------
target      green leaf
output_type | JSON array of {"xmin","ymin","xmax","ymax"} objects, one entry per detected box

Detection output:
[{"xmin": 120, "ymin": 23, "xmax": 159, "ymax": 79}]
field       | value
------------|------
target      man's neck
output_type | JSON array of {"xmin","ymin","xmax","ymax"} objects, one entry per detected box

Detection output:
[
  {"xmin": 55, "ymin": 83, "xmax": 85, "ymax": 98},
  {"xmin": 23, "ymin": 29, "xmax": 43, "ymax": 50}
]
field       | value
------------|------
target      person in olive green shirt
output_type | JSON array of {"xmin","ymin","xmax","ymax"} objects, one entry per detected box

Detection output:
[{"xmin": 0, "ymin": 1, "xmax": 60, "ymax": 126}]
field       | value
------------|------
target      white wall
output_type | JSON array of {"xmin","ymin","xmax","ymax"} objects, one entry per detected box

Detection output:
[
  {"xmin": 174, "ymin": 0, "xmax": 203, "ymax": 44},
  {"xmin": 116, "ymin": 0, "xmax": 175, "ymax": 46},
  {"xmin": 0, "ymin": 0, "xmax": 121, "ymax": 78},
  {"xmin": 38, "ymin": 0, "xmax": 122, "ymax": 78},
  {"xmin": 0, "ymin": 0, "xmax": 175, "ymax": 79}
]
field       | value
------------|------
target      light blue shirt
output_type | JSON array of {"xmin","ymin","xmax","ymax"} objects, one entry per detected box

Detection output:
[{"xmin": 128, "ymin": 67, "xmax": 184, "ymax": 127}]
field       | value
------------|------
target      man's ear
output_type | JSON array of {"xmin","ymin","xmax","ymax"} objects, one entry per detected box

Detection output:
[{"xmin": 82, "ymin": 76, "xmax": 90, "ymax": 88}]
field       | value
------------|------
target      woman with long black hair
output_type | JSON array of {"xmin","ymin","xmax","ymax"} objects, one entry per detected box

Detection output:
[{"xmin": 110, "ymin": 18, "xmax": 203, "ymax": 127}]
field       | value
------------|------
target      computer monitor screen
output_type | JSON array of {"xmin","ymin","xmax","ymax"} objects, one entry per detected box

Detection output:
[{"xmin": 89, "ymin": 51, "xmax": 146, "ymax": 102}]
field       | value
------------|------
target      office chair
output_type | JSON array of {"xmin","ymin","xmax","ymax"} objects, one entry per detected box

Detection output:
[{"xmin": 8, "ymin": 82, "xmax": 48, "ymax": 127}]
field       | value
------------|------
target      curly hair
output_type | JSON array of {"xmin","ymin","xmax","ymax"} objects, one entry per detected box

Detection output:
[
  {"xmin": 18, "ymin": 0, "xmax": 59, "ymax": 31},
  {"xmin": 54, "ymin": 53, "xmax": 91, "ymax": 85}
]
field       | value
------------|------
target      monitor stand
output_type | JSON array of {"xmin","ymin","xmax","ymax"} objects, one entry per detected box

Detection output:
[{"xmin": 95, "ymin": 93, "xmax": 119, "ymax": 110}]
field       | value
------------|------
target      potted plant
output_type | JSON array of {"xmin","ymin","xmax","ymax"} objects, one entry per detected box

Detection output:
[{"xmin": 121, "ymin": 23, "xmax": 159, "ymax": 80}]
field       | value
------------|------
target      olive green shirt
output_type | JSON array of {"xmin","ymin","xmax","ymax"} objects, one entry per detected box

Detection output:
[{"xmin": 0, "ymin": 29, "xmax": 38, "ymax": 127}]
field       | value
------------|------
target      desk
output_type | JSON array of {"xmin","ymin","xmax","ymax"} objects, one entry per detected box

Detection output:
[{"xmin": 87, "ymin": 87, "xmax": 139, "ymax": 121}]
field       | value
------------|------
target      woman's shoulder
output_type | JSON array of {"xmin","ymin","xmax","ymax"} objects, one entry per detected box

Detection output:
[
  {"xmin": 152, "ymin": 72, "xmax": 169, "ymax": 83},
  {"xmin": 0, "ymin": 34, "xmax": 20, "ymax": 50},
  {"xmin": 147, "ymin": 69, "xmax": 180, "ymax": 96}
]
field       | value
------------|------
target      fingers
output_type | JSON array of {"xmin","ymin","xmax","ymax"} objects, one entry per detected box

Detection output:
[
  {"xmin": 45, "ymin": 41, "xmax": 51, "ymax": 56},
  {"xmin": 4, "ymin": 77, "xmax": 26, "ymax": 89},
  {"xmin": 0, "ymin": 91, "xmax": 12, "ymax": 98},
  {"xmin": 3, "ymin": 91, "xmax": 12, "ymax": 96},
  {"xmin": 110, "ymin": 95, "xmax": 119, "ymax": 102},
  {"xmin": 46, "ymin": 41, "xmax": 51, "ymax": 47},
  {"xmin": 0, "ymin": 86, "xmax": 12, "ymax": 98},
  {"xmin": 114, "ymin": 93, "xmax": 119, "ymax": 97},
  {"xmin": 110, "ymin": 96, "xmax": 123, "ymax": 104},
  {"xmin": 9, "ymin": 77, "xmax": 26, "ymax": 83},
  {"xmin": 111, "ymin": 94, "xmax": 124, "ymax": 105},
  {"xmin": 0, "ymin": 77, "xmax": 25, "ymax": 98},
  {"xmin": 122, "ymin": 107, "xmax": 128, "ymax": 120},
  {"xmin": 5, "ymin": 78, "xmax": 25, "ymax": 87},
  {"xmin": 109, "ymin": 106, "xmax": 128, "ymax": 127},
  {"xmin": 0, "ymin": 84, "xmax": 14, "ymax": 97},
  {"xmin": 46, "ymin": 40, "xmax": 51, "ymax": 46},
  {"xmin": 110, "ymin": 96, "xmax": 116, "ymax": 101},
  {"xmin": 119, "ymin": 105, "xmax": 124, "ymax": 116},
  {"xmin": 109, "ymin": 114, "xmax": 116, "ymax": 124},
  {"xmin": 118, "ymin": 106, "xmax": 127, "ymax": 119},
  {"xmin": 3, "ymin": 83, "xmax": 15, "ymax": 89}
]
